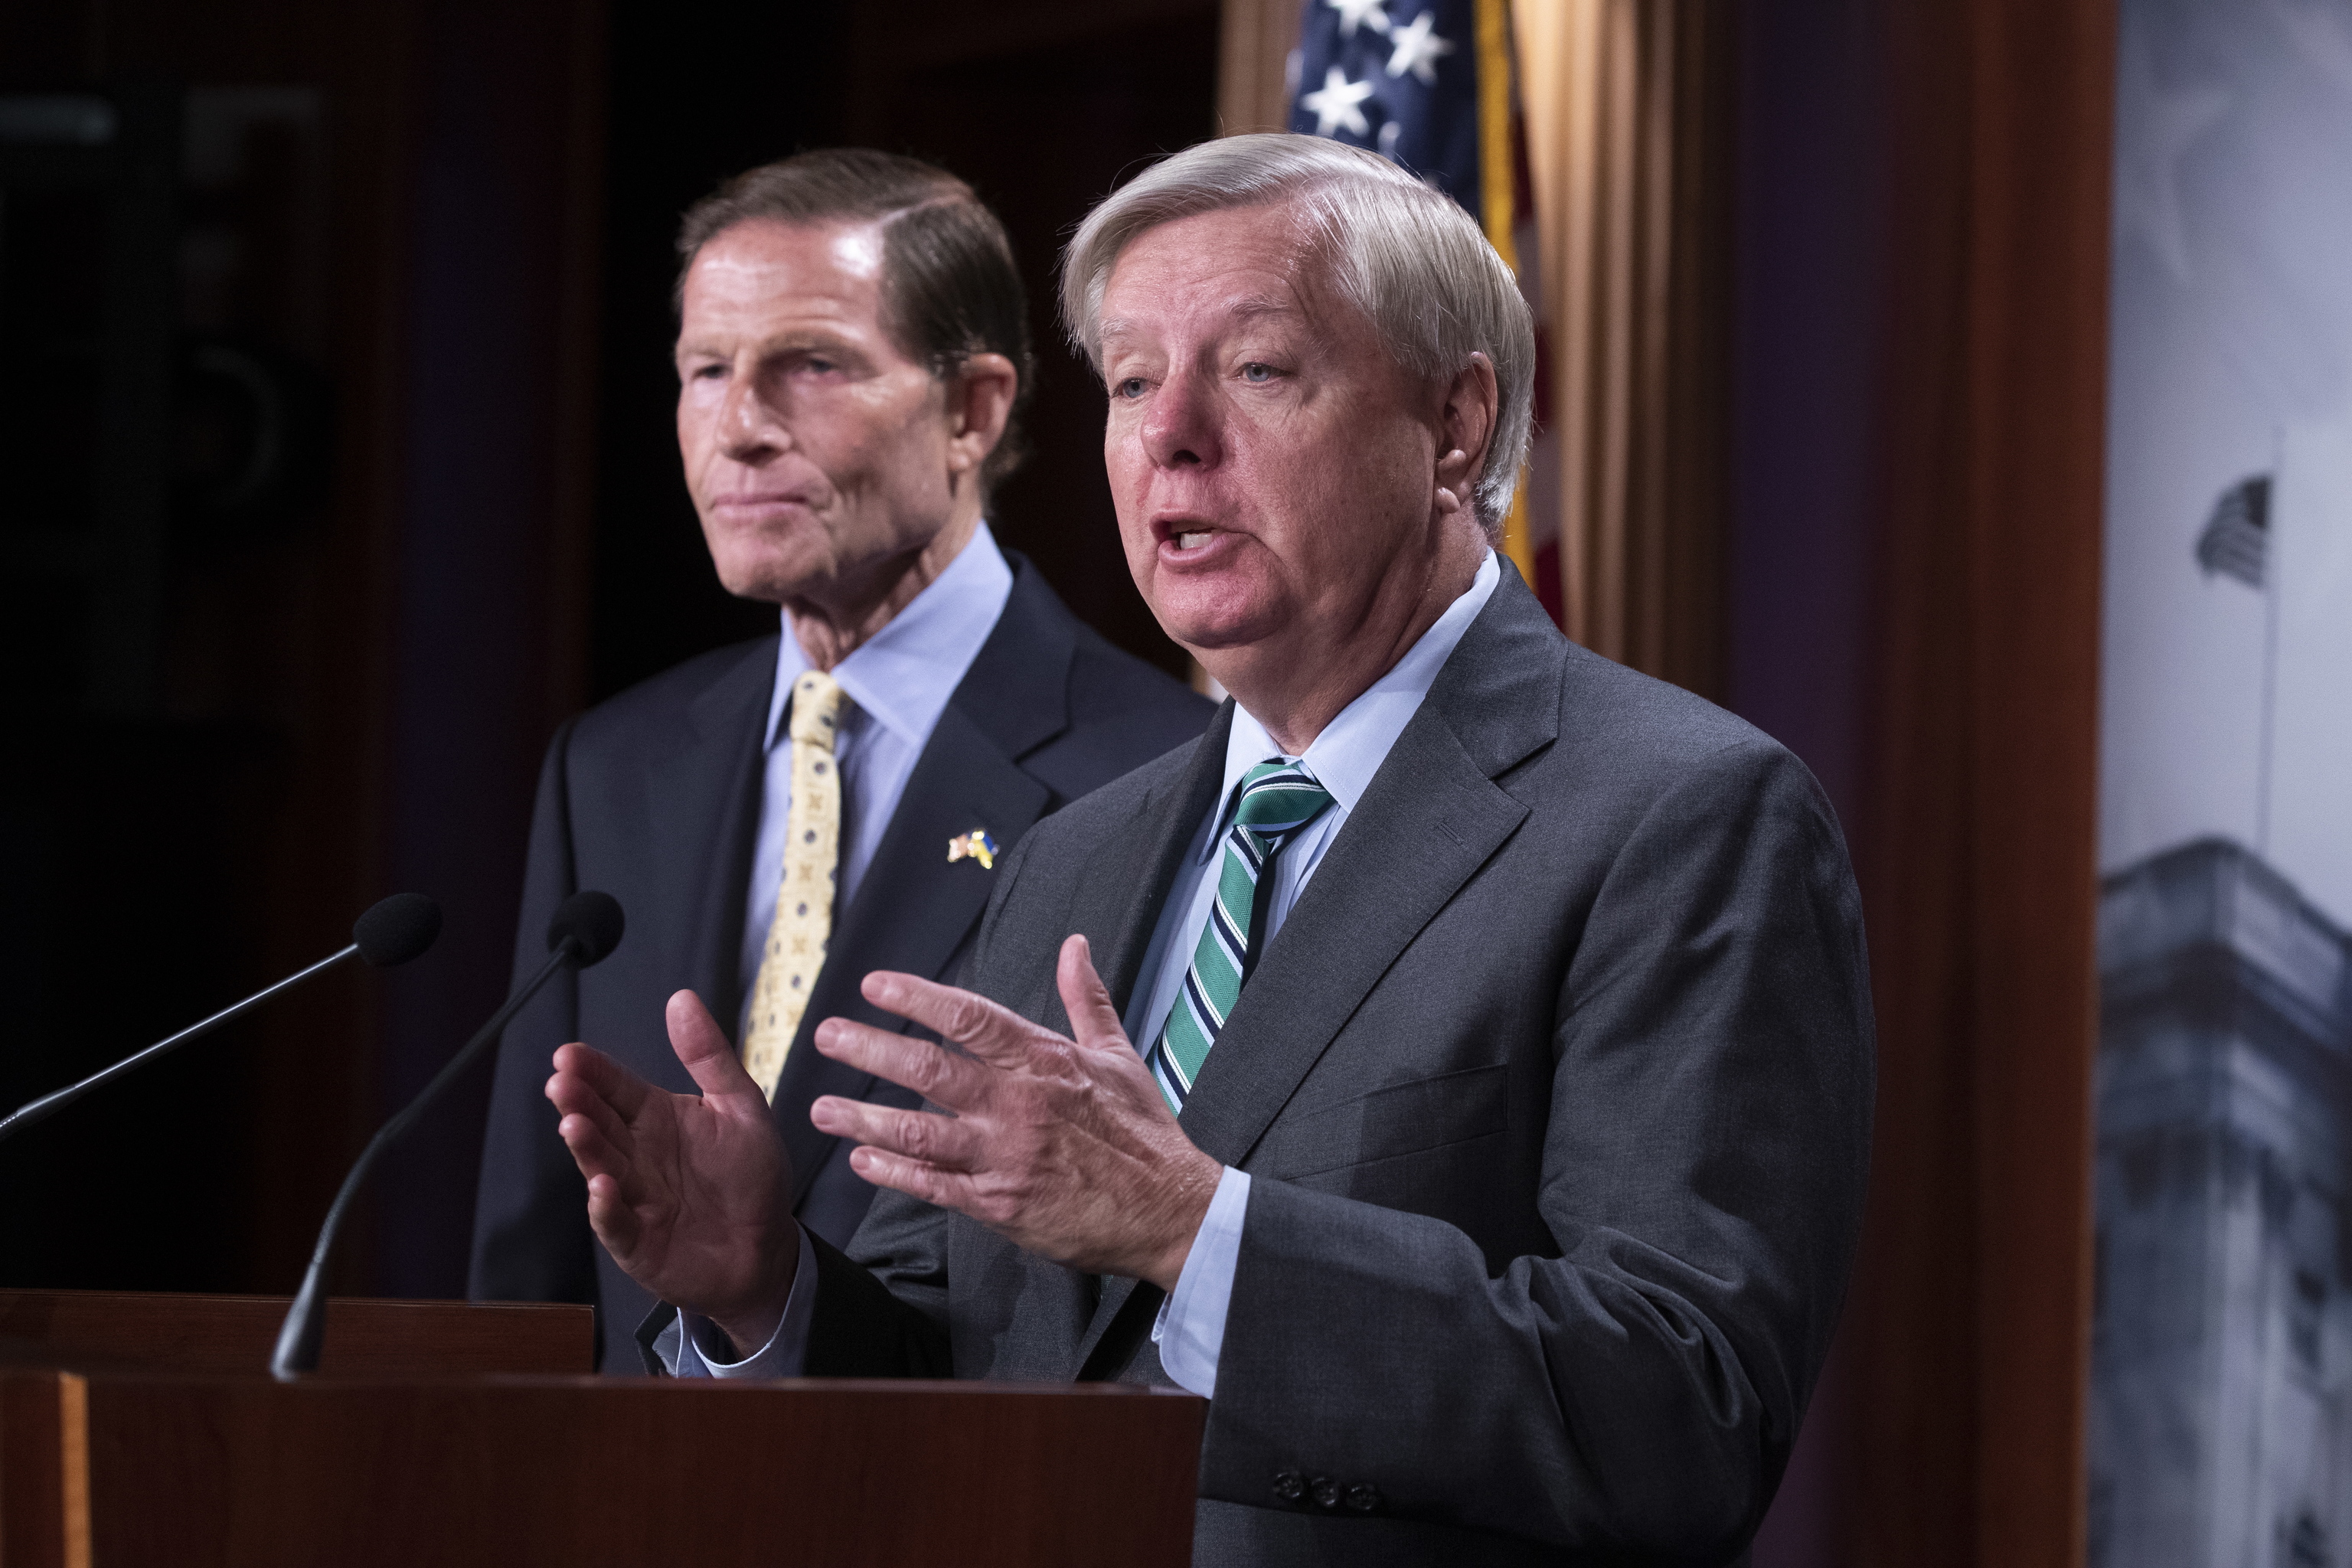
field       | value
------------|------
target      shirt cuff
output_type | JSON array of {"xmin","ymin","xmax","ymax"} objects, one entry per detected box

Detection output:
[
  {"xmin": 1150, "ymin": 1165, "xmax": 1250, "ymax": 1398},
  {"xmin": 656, "ymin": 1223, "xmax": 819, "ymax": 1380}
]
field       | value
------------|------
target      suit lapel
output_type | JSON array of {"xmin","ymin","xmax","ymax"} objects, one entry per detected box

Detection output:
[
  {"xmin": 642, "ymin": 641, "xmax": 775, "ymax": 1078},
  {"xmin": 1057, "ymin": 710, "xmax": 1230, "ymax": 1378},
  {"xmin": 1063, "ymin": 570, "xmax": 1569, "ymax": 1380},
  {"xmin": 770, "ymin": 704, "xmax": 1052, "ymax": 1205},
  {"xmin": 769, "ymin": 559, "xmax": 1087, "ymax": 1205},
  {"xmin": 1064, "ymin": 701, "xmax": 1234, "ymax": 1027},
  {"xmin": 1175, "ymin": 567, "xmax": 1568, "ymax": 1168}
]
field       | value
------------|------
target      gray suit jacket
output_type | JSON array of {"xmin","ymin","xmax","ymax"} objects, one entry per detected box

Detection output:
[{"xmin": 720, "ymin": 566, "xmax": 1873, "ymax": 1565}]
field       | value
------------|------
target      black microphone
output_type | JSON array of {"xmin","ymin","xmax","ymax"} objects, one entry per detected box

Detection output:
[
  {"xmin": 271, "ymin": 890, "xmax": 624, "ymax": 1378},
  {"xmin": 0, "ymin": 893, "xmax": 442, "ymax": 1146}
]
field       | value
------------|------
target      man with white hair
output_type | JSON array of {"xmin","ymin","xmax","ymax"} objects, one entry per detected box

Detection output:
[{"xmin": 547, "ymin": 134, "xmax": 1874, "ymax": 1564}]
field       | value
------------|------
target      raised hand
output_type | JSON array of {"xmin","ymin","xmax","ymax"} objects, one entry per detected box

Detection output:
[
  {"xmin": 808, "ymin": 934, "xmax": 1223, "ymax": 1291},
  {"xmin": 547, "ymin": 989, "xmax": 799, "ymax": 1355}
]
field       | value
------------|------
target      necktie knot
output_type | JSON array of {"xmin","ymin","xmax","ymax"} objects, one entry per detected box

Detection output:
[
  {"xmin": 1230, "ymin": 759, "xmax": 1334, "ymax": 847},
  {"xmin": 789, "ymin": 671, "xmax": 846, "ymax": 752}
]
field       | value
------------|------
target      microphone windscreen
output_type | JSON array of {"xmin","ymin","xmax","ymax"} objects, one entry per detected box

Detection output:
[
  {"xmin": 547, "ymin": 890, "xmax": 624, "ymax": 967},
  {"xmin": 353, "ymin": 893, "xmax": 443, "ymax": 968}
]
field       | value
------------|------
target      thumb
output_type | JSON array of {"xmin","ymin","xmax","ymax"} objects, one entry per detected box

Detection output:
[
  {"xmin": 1056, "ymin": 934, "xmax": 1129, "ymax": 1052},
  {"xmin": 666, "ymin": 989, "xmax": 766, "ymax": 1110}
]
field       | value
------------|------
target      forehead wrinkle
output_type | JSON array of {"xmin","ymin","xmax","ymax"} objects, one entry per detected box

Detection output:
[
  {"xmin": 1097, "ymin": 295, "xmax": 1303, "ymax": 345},
  {"xmin": 675, "ymin": 312, "xmax": 861, "ymax": 357},
  {"xmin": 1227, "ymin": 296, "xmax": 1302, "ymax": 324}
]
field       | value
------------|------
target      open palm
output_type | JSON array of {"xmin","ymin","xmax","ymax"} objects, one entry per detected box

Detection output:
[{"xmin": 545, "ymin": 989, "xmax": 799, "ymax": 1348}]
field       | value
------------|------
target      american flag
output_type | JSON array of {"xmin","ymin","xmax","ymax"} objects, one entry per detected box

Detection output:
[
  {"xmin": 1289, "ymin": 0, "xmax": 1561, "ymax": 626},
  {"xmin": 1290, "ymin": 0, "xmax": 1481, "ymax": 204},
  {"xmin": 2194, "ymin": 474, "xmax": 2270, "ymax": 590}
]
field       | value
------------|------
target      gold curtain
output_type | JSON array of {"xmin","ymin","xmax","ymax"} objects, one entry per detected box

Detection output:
[
  {"xmin": 1214, "ymin": 0, "xmax": 1730, "ymax": 697},
  {"xmin": 1217, "ymin": 0, "xmax": 1305, "ymax": 133},
  {"xmin": 1517, "ymin": 0, "xmax": 1730, "ymax": 697}
]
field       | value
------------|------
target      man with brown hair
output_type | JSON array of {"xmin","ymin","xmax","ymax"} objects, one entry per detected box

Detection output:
[{"xmin": 469, "ymin": 149, "xmax": 1210, "ymax": 1371}]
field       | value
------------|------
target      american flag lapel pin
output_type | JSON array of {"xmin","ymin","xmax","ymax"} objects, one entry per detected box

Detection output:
[{"xmin": 946, "ymin": 829, "xmax": 998, "ymax": 870}]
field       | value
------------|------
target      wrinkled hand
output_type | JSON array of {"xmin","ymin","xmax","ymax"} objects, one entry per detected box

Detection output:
[
  {"xmin": 809, "ymin": 934, "xmax": 1221, "ymax": 1291},
  {"xmin": 547, "ymin": 990, "xmax": 798, "ymax": 1355}
]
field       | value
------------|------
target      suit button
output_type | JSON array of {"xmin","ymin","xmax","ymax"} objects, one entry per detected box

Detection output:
[
  {"xmin": 1310, "ymin": 1475, "xmax": 1341, "ymax": 1510},
  {"xmin": 1272, "ymin": 1470, "xmax": 1305, "ymax": 1503},
  {"xmin": 1346, "ymin": 1483, "xmax": 1381, "ymax": 1513}
]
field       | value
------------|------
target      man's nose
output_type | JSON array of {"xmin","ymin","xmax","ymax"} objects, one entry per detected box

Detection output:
[
  {"xmin": 717, "ymin": 373, "xmax": 786, "ymax": 460},
  {"xmin": 1139, "ymin": 367, "xmax": 1223, "ymax": 470}
]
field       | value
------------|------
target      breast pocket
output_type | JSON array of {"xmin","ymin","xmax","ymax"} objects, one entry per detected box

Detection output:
[{"xmin": 1251, "ymin": 1063, "xmax": 1511, "ymax": 1180}]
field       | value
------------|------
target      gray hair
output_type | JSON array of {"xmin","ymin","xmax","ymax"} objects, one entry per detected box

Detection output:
[{"xmin": 1059, "ymin": 132, "xmax": 1537, "ymax": 534}]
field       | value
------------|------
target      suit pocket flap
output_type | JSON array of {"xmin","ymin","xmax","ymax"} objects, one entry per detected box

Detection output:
[{"xmin": 1251, "ymin": 1063, "xmax": 1509, "ymax": 1179}]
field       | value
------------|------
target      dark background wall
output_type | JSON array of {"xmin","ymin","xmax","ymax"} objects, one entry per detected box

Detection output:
[
  {"xmin": 0, "ymin": 0, "xmax": 1216, "ymax": 1305},
  {"xmin": 1, "ymin": 7, "xmax": 2110, "ymax": 1564},
  {"xmin": 1730, "ymin": 3, "xmax": 1883, "ymax": 1560}
]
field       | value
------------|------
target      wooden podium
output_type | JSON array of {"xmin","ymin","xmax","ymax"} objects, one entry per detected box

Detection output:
[{"xmin": 0, "ymin": 1290, "xmax": 1205, "ymax": 1567}]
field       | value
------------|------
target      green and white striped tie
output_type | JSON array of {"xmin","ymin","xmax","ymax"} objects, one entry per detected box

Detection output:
[{"xmin": 1148, "ymin": 760, "xmax": 1335, "ymax": 1112}]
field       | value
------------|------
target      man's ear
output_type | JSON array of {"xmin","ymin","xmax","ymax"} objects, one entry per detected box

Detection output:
[
  {"xmin": 945, "ymin": 352, "xmax": 1020, "ymax": 480},
  {"xmin": 1432, "ymin": 352, "xmax": 1500, "ymax": 518}
]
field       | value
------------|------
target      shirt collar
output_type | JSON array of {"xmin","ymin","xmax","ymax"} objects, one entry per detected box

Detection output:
[
  {"xmin": 1220, "ymin": 547, "xmax": 1501, "ymax": 818},
  {"xmin": 766, "ymin": 520, "xmax": 1015, "ymax": 751}
]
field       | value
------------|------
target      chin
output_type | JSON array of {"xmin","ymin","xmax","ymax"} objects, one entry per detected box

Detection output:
[
  {"xmin": 708, "ymin": 542, "xmax": 826, "ymax": 606},
  {"xmin": 1148, "ymin": 577, "xmax": 1288, "ymax": 655}
]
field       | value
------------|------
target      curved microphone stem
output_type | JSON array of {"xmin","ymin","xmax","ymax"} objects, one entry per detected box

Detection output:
[
  {"xmin": 0, "ymin": 944, "xmax": 361, "ymax": 1147},
  {"xmin": 271, "ymin": 939, "xmax": 585, "ymax": 1380}
]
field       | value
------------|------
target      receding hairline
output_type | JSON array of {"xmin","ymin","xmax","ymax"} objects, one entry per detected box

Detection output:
[
  {"xmin": 685, "ymin": 193, "xmax": 969, "ymax": 252},
  {"xmin": 673, "ymin": 207, "xmax": 985, "ymax": 383},
  {"xmin": 1086, "ymin": 196, "xmax": 1380, "ymax": 356},
  {"xmin": 1073, "ymin": 192, "xmax": 1340, "ymax": 333},
  {"xmin": 671, "ymin": 186, "xmax": 988, "ymax": 322}
]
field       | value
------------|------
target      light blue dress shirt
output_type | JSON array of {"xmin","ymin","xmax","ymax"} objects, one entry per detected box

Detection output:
[
  {"xmin": 733, "ymin": 522, "xmax": 1013, "ymax": 1044},
  {"xmin": 668, "ymin": 550, "xmax": 1500, "ymax": 1388}
]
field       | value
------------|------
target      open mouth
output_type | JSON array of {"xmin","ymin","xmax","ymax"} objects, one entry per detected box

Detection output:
[{"xmin": 1155, "ymin": 515, "xmax": 1224, "ymax": 554}]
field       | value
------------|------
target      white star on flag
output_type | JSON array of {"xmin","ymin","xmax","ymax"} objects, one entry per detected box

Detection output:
[
  {"xmin": 1300, "ymin": 65, "xmax": 1377, "ymax": 138},
  {"xmin": 1385, "ymin": 10, "xmax": 1455, "ymax": 85},
  {"xmin": 1326, "ymin": 0, "xmax": 1392, "ymax": 38}
]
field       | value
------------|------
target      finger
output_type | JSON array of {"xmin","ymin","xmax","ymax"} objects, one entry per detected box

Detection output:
[
  {"xmin": 583, "ymin": 1171, "xmax": 642, "ymax": 1257},
  {"xmin": 546, "ymin": 1069, "xmax": 636, "ymax": 1161},
  {"xmin": 666, "ymin": 990, "xmax": 766, "ymax": 1111},
  {"xmin": 809, "ymin": 1096, "xmax": 982, "ymax": 1170},
  {"xmin": 1056, "ymin": 934, "xmax": 1129, "ymax": 1053},
  {"xmin": 553, "ymin": 1040, "xmax": 653, "ymax": 1120},
  {"xmin": 858, "ymin": 970, "xmax": 1040, "ymax": 1067},
  {"xmin": 847, "ymin": 1144, "xmax": 982, "ymax": 1215},
  {"xmin": 543, "ymin": 1086, "xmax": 635, "ymax": 1171},
  {"xmin": 813, "ymin": 1017, "xmax": 988, "ymax": 1106},
  {"xmin": 556, "ymin": 1110, "xmax": 632, "ymax": 1186}
]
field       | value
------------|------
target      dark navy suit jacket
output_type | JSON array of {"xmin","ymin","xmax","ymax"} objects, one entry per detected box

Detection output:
[{"xmin": 468, "ymin": 556, "xmax": 1210, "ymax": 1370}]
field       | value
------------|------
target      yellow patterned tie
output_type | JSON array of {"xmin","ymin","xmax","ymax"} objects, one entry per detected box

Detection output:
[{"xmin": 742, "ymin": 670, "xmax": 847, "ymax": 1101}]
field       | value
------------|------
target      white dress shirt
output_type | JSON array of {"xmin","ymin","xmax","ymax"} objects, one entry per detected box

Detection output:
[
  {"xmin": 733, "ymin": 523, "xmax": 1014, "ymax": 1044},
  {"xmin": 666, "ymin": 550, "xmax": 1500, "ymax": 1387}
]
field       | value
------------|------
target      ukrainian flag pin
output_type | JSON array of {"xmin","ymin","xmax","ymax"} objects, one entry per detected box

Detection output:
[{"xmin": 946, "ymin": 829, "xmax": 998, "ymax": 870}]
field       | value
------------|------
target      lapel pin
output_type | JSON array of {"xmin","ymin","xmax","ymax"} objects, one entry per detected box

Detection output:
[{"xmin": 946, "ymin": 829, "xmax": 998, "ymax": 870}]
